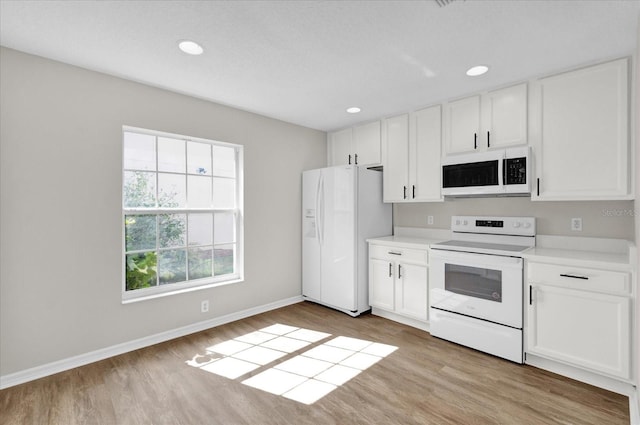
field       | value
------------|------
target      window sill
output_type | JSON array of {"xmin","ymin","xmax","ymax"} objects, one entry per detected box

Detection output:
[{"xmin": 122, "ymin": 276, "xmax": 243, "ymax": 304}]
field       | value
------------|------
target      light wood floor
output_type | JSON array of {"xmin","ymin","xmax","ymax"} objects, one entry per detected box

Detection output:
[{"xmin": 0, "ymin": 301, "xmax": 630, "ymax": 425}]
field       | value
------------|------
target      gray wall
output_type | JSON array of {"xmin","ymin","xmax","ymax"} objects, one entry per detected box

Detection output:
[
  {"xmin": 395, "ymin": 198, "xmax": 635, "ymax": 239},
  {"xmin": 0, "ymin": 47, "xmax": 326, "ymax": 376}
]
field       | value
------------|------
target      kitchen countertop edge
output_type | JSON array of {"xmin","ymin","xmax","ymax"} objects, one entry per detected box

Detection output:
[{"xmin": 366, "ymin": 235, "xmax": 445, "ymax": 250}]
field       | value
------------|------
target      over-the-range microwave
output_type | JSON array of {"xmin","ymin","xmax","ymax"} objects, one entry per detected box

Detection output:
[{"xmin": 441, "ymin": 146, "xmax": 530, "ymax": 197}]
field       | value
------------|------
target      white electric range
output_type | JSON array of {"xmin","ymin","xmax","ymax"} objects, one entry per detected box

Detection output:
[{"xmin": 429, "ymin": 216, "xmax": 536, "ymax": 363}]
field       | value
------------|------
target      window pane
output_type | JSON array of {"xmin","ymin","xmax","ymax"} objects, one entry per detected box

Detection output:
[
  {"xmin": 158, "ymin": 173, "xmax": 186, "ymax": 208},
  {"xmin": 159, "ymin": 214, "xmax": 186, "ymax": 248},
  {"xmin": 187, "ymin": 141, "xmax": 212, "ymax": 176},
  {"xmin": 188, "ymin": 175, "xmax": 213, "ymax": 208},
  {"xmin": 214, "ymin": 212, "xmax": 235, "ymax": 244},
  {"xmin": 125, "ymin": 215, "xmax": 156, "ymax": 251},
  {"xmin": 212, "ymin": 145, "xmax": 236, "ymax": 178},
  {"xmin": 126, "ymin": 252, "xmax": 157, "ymax": 290},
  {"xmin": 213, "ymin": 178, "xmax": 235, "ymax": 209},
  {"xmin": 188, "ymin": 213, "xmax": 213, "ymax": 246},
  {"xmin": 124, "ymin": 171, "xmax": 156, "ymax": 208},
  {"xmin": 214, "ymin": 244, "xmax": 235, "ymax": 276},
  {"xmin": 158, "ymin": 249, "xmax": 187, "ymax": 284},
  {"xmin": 188, "ymin": 247, "xmax": 213, "ymax": 280},
  {"xmin": 124, "ymin": 132, "xmax": 156, "ymax": 171},
  {"xmin": 158, "ymin": 137, "xmax": 185, "ymax": 173}
]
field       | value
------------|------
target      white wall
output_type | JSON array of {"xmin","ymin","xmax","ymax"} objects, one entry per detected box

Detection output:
[{"xmin": 0, "ymin": 47, "xmax": 326, "ymax": 376}]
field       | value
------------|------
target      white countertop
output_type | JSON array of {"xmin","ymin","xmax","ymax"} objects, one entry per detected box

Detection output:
[
  {"xmin": 522, "ymin": 247, "xmax": 633, "ymax": 270},
  {"xmin": 366, "ymin": 235, "xmax": 445, "ymax": 250},
  {"xmin": 368, "ymin": 229, "xmax": 636, "ymax": 271},
  {"xmin": 523, "ymin": 235, "xmax": 636, "ymax": 271}
]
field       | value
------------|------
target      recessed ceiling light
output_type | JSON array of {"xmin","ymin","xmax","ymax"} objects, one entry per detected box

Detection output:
[
  {"xmin": 346, "ymin": 107, "xmax": 361, "ymax": 114},
  {"xmin": 178, "ymin": 40, "xmax": 204, "ymax": 55},
  {"xmin": 466, "ymin": 65, "xmax": 489, "ymax": 76}
]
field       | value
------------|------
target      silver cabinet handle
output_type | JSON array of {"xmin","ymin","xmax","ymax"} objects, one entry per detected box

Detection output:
[
  {"xmin": 388, "ymin": 263, "xmax": 392, "ymax": 277},
  {"xmin": 398, "ymin": 264, "xmax": 402, "ymax": 279},
  {"xmin": 388, "ymin": 251, "xmax": 402, "ymax": 256}
]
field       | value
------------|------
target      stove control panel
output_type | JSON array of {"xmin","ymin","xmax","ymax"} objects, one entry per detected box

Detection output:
[{"xmin": 451, "ymin": 216, "xmax": 535, "ymax": 236}]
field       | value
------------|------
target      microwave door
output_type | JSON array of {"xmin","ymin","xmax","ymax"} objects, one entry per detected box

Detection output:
[{"xmin": 442, "ymin": 159, "xmax": 501, "ymax": 196}]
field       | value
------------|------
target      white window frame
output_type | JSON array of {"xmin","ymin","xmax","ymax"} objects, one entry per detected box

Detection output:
[{"xmin": 121, "ymin": 126, "xmax": 244, "ymax": 303}]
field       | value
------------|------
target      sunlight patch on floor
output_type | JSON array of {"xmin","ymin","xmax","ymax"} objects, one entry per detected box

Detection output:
[{"xmin": 186, "ymin": 324, "xmax": 397, "ymax": 405}]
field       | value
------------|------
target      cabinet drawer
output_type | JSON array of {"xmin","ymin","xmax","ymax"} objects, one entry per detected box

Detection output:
[
  {"xmin": 369, "ymin": 245, "xmax": 428, "ymax": 265},
  {"xmin": 527, "ymin": 262, "xmax": 630, "ymax": 295}
]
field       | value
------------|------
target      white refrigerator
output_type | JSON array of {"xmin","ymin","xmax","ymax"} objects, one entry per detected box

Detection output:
[{"xmin": 302, "ymin": 165, "xmax": 392, "ymax": 316}]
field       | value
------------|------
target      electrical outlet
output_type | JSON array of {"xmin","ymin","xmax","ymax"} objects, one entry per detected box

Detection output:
[
  {"xmin": 201, "ymin": 300, "xmax": 209, "ymax": 313},
  {"xmin": 427, "ymin": 215, "xmax": 434, "ymax": 225},
  {"xmin": 571, "ymin": 217, "xmax": 582, "ymax": 232}
]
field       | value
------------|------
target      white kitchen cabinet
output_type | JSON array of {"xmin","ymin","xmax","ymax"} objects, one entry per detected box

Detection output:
[
  {"xmin": 328, "ymin": 128, "xmax": 353, "ymax": 166},
  {"xmin": 383, "ymin": 114, "xmax": 410, "ymax": 202},
  {"xmin": 526, "ymin": 262, "xmax": 632, "ymax": 380},
  {"xmin": 443, "ymin": 95, "xmax": 480, "ymax": 155},
  {"xmin": 368, "ymin": 244, "xmax": 428, "ymax": 322},
  {"xmin": 382, "ymin": 106, "xmax": 442, "ymax": 203},
  {"xmin": 369, "ymin": 258, "xmax": 395, "ymax": 311},
  {"xmin": 531, "ymin": 58, "xmax": 631, "ymax": 200},
  {"xmin": 328, "ymin": 121, "xmax": 381, "ymax": 167},
  {"xmin": 443, "ymin": 83, "xmax": 527, "ymax": 155}
]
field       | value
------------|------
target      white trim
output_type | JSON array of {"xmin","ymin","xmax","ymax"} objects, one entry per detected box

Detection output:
[
  {"xmin": 630, "ymin": 387, "xmax": 639, "ymax": 425},
  {"xmin": 371, "ymin": 307, "xmax": 430, "ymax": 332},
  {"xmin": 525, "ymin": 353, "xmax": 635, "ymax": 396},
  {"xmin": 0, "ymin": 296, "xmax": 303, "ymax": 390}
]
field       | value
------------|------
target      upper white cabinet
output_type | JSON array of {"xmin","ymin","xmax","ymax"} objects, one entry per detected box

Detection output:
[
  {"xmin": 383, "ymin": 106, "xmax": 442, "ymax": 203},
  {"xmin": 443, "ymin": 83, "xmax": 528, "ymax": 155},
  {"xmin": 328, "ymin": 121, "xmax": 381, "ymax": 167},
  {"xmin": 383, "ymin": 114, "xmax": 410, "ymax": 202},
  {"xmin": 531, "ymin": 58, "xmax": 631, "ymax": 200}
]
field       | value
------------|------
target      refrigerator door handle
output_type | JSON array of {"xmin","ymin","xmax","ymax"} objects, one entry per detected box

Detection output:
[
  {"xmin": 317, "ymin": 174, "xmax": 325, "ymax": 246},
  {"xmin": 315, "ymin": 174, "xmax": 321, "ymax": 243}
]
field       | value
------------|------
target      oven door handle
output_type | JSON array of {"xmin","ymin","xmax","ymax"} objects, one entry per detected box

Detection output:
[{"xmin": 429, "ymin": 249, "xmax": 523, "ymax": 267}]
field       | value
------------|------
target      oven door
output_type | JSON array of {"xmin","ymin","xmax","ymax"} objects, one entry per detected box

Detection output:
[{"xmin": 429, "ymin": 249, "xmax": 523, "ymax": 328}]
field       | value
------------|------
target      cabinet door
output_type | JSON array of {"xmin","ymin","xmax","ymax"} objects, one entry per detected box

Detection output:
[
  {"xmin": 395, "ymin": 263, "xmax": 428, "ymax": 321},
  {"xmin": 328, "ymin": 128, "xmax": 353, "ymax": 166},
  {"xmin": 353, "ymin": 121, "xmax": 381, "ymax": 166},
  {"xmin": 532, "ymin": 58, "xmax": 629, "ymax": 200},
  {"xmin": 482, "ymin": 83, "xmax": 527, "ymax": 149},
  {"xmin": 527, "ymin": 283, "xmax": 630, "ymax": 379},
  {"xmin": 383, "ymin": 114, "xmax": 410, "ymax": 202},
  {"xmin": 411, "ymin": 105, "xmax": 442, "ymax": 202},
  {"xmin": 369, "ymin": 258, "xmax": 395, "ymax": 310},
  {"xmin": 443, "ymin": 95, "xmax": 481, "ymax": 155}
]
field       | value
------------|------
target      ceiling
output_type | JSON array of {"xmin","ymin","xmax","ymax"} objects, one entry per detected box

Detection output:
[{"xmin": 1, "ymin": 0, "xmax": 639, "ymax": 132}]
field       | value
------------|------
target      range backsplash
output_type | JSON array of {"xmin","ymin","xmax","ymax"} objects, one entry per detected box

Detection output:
[{"xmin": 394, "ymin": 198, "xmax": 635, "ymax": 239}]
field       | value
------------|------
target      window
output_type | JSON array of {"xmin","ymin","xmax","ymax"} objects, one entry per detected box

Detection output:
[{"xmin": 122, "ymin": 127, "xmax": 243, "ymax": 301}]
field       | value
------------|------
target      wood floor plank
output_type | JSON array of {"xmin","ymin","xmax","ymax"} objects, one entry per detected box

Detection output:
[{"xmin": 0, "ymin": 302, "xmax": 631, "ymax": 425}]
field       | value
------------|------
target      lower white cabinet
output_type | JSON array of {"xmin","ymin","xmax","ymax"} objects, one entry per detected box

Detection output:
[
  {"xmin": 368, "ymin": 244, "xmax": 428, "ymax": 322},
  {"xmin": 526, "ymin": 262, "xmax": 632, "ymax": 380}
]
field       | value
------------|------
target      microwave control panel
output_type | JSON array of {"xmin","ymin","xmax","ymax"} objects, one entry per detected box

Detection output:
[{"xmin": 504, "ymin": 157, "xmax": 527, "ymax": 185}]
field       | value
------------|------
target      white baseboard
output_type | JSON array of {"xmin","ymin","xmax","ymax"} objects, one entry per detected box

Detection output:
[
  {"xmin": 371, "ymin": 307, "xmax": 430, "ymax": 332},
  {"xmin": 525, "ymin": 353, "xmax": 634, "ymax": 396},
  {"xmin": 631, "ymin": 387, "xmax": 640, "ymax": 425},
  {"xmin": 0, "ymin": 296, "xmax": 303, "ymax": 390}
]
